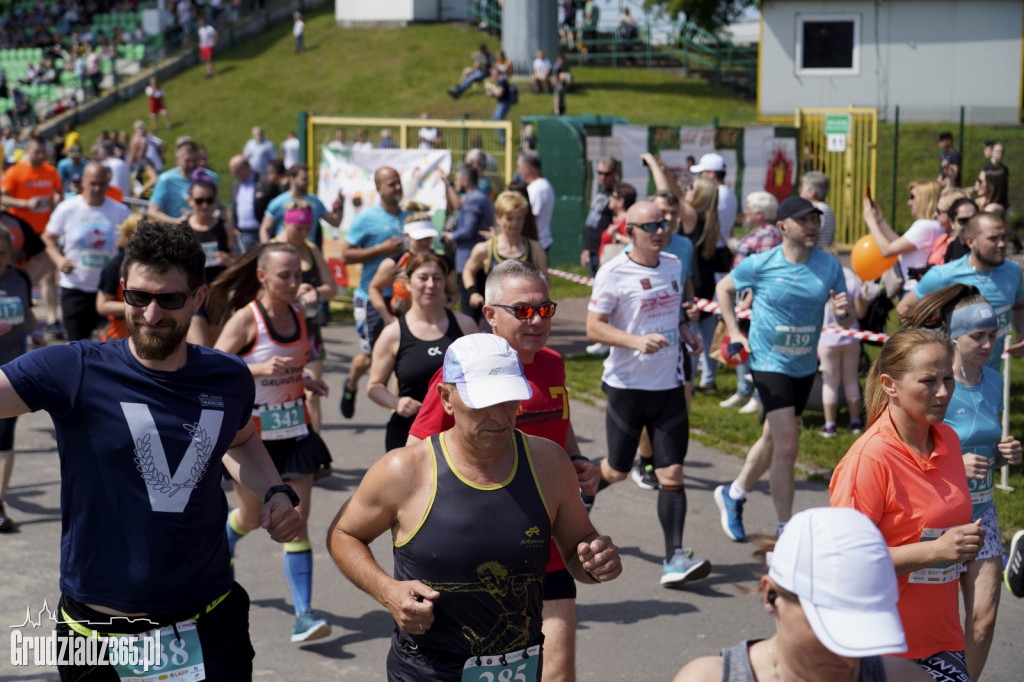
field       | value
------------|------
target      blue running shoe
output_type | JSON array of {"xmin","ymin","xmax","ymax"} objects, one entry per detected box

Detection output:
[
  {"xmin": 714, "ymin": 485, "xmax": 747, "ymax": 542},
  {"xmin": 291, "ymin": 611, "xmax": 331, "ymax": 643},
  {"xmin": 661, "ymin": 548, "xmax": 711, "ymax": 586}
]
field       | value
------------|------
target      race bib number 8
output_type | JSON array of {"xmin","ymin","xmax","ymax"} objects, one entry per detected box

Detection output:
[
  {"xmin": 256, "ymin": 399, "xmax": 308, "ymax": 441},
  {"xmin": 771, "ymin": 325, "xmax": 816, "ymax": 356},
  {"xmin": 462, "ymin": 645, "xmax": 541, "ymax": 682},
  {"xmin": 112, "ymin": 619, "xmax": 205, "ymax": 681}
]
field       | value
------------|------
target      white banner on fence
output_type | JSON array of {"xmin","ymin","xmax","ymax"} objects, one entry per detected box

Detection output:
[{"xmin": 317, "ymin": 147, "xmax": 452, "ymax": 235}]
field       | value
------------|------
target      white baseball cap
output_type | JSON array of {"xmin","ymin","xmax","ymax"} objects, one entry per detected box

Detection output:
[
  {"xmin": 689, "ymin": 152, "xmax": 726, "ymax": 173},
  {"xmin": 442, "ymin": 334, "xmax": 532, "ymax": 409},
  {"xmin": 403, "ymin": 220, "xmax": 437, "ymax": 241},
  {"xmin": 767, "ymin": 507, "xmax": 907, "ymax": 658}
]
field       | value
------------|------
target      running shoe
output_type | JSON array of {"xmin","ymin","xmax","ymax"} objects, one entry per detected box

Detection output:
[
  {"xmin": 713, "ymin": 485, "xmax": 747, "ymax": 542},
  {"xmin": 0, "ymin": 502, "xmax": 14, "ymax": 533},
  {"xmin": 629, "ymin": 460, "xmax": 658, "ymax": 491},
  {"xmin": 339, "ymin": 376, "xmax": 356, "ymax": 419},
  {"xmin": 1005, "ymin": 529, "xmax": 1024, "ymax": 598},
  {"xmin": 660, "ymin": 548, "xmax": 711, "ymax": 586},
  {"xmin": 291, "ymin": 611, "xmax": 332, "ymax": 643},
  {"xmin": 738, "ymin": 395, "xmax": 762, "ymax": 414},
  {"xmin": 719, "ymin": 393, "xmax": 748, "ymax": 408},
  {"xmin": 850, "ymin": 419, "xmax": 864, "ymax": 435},
  {"xmin": 694, "ymin": 382, "xmax": 717, "ymax": 394},
  {"xmin": 585, "ymin": 342, "xmax": 610, "ymax": 356},
  {"xmin": 818, "ymin": 424, "xmax": 837, "ymax": 438}
]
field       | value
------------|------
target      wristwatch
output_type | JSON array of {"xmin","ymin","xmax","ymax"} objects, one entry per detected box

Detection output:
[{"xmin": 264, "ymin": 484, "xmax": 300, "ymax": 507}]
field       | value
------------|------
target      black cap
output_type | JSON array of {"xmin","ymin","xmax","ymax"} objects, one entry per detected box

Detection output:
[
  {"xmin": 937, "ymin": 131, "xmax": 954, "ymax": 142},
  {"xmin": 777, "ymin": 196, "xmax": 822, "ymax": 222}
]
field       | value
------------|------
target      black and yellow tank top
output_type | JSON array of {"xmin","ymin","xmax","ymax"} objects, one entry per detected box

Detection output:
[
  {"xmin": 483, "ymin": 237, "xmax": 533, "ymax": 275},
  {"xmin": 393, "ymin": 430, "xmax": 551, "ymax": 657}
]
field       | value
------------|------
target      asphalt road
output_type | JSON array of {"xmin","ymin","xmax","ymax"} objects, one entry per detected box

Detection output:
[{"xmin": 2, "ymin": 313, "xmax": 1023, "ymax": 681}]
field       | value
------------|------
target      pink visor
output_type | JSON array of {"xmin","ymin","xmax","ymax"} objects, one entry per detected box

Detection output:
[{"xmin": 285, "ymin": 209, "xmax": 314, "ymax": 226}]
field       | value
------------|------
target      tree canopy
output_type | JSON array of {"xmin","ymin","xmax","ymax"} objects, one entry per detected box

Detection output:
[{"xmin": 643, "ymin": 0, "xmax": 756, "ymax": 35}]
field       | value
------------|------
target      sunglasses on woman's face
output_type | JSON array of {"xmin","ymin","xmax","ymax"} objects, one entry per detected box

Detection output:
[
  {"xmin": 192, "ymin": 196, "xmax": 215, "ymax": 206},
  {"xmin": 491, "ymin": 302, "xmax": 558, "ymax": 320},
  {"xmin": 123, "ymin": 288, "xmax": 195, "ymax": 310}
]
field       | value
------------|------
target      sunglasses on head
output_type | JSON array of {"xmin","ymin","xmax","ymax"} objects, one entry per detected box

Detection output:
[
  {"xmin": 492, "ymin": 302, "xmax": 558, "ymax": 320},
  {"xmin": 628, "ymin": 220, "xmax": 668, "ymax": 233},
  {"xmin": 123, "ymin": 288, "xmax": 195, "ymax": 310},
  {"xmin": 192, "ymin": 196, "xmax": 215, "ymax": 206}
]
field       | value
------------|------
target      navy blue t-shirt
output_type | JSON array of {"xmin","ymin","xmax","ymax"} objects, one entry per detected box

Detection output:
[{"xmin": 3, "ymin": 339, "xmax": 255, "ymax": 613}]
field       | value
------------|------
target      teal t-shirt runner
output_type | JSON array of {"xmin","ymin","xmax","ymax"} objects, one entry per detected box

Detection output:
[
  {"xmin": 945, "ymin": 365, "xmax": 1003, "ymax": 518},
  {"xmin": 729, "ymin": 247, "xmax": 846, "ymax": 377},
  {"xmin": 344, "ymin": 204, "xmax": 406, "ymax": 300},
  {"xmin": 914, "ymin": 255, "xmax": 1024, "ymax": 369}
]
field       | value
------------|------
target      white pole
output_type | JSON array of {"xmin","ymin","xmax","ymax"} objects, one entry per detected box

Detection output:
[{"xmin": 997, "ymin": 335, "xmax": 1014, "ymax": 492}]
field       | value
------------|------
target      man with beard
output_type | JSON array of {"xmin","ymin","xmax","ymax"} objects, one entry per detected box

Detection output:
[
  {"xmin": 0, "ymin": 220, "xmax": 302, "ymax": 680},
  {"xmin": 898, "ymin": 212, "xmax": 1024, "ymax": 365}
]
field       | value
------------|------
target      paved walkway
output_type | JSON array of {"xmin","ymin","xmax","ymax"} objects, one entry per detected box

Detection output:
[{"xmin": 2, "ymin": 309, "xmax": 1022, "ymax": 681}]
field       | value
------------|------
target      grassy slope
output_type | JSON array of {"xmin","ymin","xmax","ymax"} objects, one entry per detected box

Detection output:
[{"xmin": 74, "ymin": 10, "xmax": 1024, "ymax": 536}]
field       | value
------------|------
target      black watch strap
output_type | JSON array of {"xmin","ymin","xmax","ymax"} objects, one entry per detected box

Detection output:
[{"xmin": 264, "ymin": 484, "xmax": 300, "ymax": 507}]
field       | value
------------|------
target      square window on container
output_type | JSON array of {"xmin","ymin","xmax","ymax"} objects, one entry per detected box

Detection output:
[{"xmin": 795, "ymin": 13, "xmax": 860, "ymax": 76}]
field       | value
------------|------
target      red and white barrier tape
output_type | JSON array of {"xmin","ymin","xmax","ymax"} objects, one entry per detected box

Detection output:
[{"xmin": 546, "ymin": 268, "xmax": 892, "ymax": 343}]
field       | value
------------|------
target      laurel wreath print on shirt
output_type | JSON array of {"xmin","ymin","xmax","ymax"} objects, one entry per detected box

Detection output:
[{"xmin": 133, "ymin": 423, "xmax": 213, "ymax": 497}]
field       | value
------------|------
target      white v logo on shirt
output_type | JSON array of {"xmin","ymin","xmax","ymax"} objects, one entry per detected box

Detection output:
[{"xmin": 120, "ymin": 402, "xmax": 224, "ymax": 513}]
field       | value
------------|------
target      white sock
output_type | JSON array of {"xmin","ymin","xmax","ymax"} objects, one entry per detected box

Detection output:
[{"xmin": 728, "ymin": 482, "xmax": 746, "ymax": 501}]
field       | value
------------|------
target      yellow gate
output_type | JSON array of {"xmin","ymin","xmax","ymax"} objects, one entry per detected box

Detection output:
[{"xmin": 796, "ymin": 107, "xmax": 877, "ymax": 246}]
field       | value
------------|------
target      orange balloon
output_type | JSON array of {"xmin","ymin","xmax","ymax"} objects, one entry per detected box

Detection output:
[{"xmin": 850, "ymin": 235, "xmax": 897, "ymax": 281}]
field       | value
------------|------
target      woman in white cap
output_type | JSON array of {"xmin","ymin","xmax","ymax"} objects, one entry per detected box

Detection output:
[
  {"xmin": 903, "ymin": 284, "xmax": 1022, "ymax": 681},
  {"xmin": 830, "ymin": 327, "xmax": 982, "ymax": 681},
  {"xmin": 673, "ymin": 507, "xmax": 928, "ymax": 681},
  {"xmin": 368, "ymin": 252, "xmax": 477, "ymax": 451},
  {"xmin": 368, "ymin": 204, "xmax": 455, "ymax": 329}
]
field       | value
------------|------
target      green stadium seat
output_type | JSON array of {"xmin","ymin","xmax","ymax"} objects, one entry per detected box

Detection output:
[{"xmin": 133, "ymin": 44, "xmax": 145, "ymax": 61}]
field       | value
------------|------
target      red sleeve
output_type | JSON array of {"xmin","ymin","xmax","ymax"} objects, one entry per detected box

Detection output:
[
  {"xmin": 828, "ymin": 449, "xmax": 888, "ymax": 525},
  {"xmin": 408, "ymin": 368, "xmax": 452, "ymax": 440}
]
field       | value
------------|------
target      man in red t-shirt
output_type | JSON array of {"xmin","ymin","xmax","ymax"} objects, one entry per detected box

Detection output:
[
  {"xmin": 408, "ymin": 259, "xmax": 599, "ymax": 682},
  {"xmin": 1, "ymin": 133, "xmax": 62, "ymax": 335}
]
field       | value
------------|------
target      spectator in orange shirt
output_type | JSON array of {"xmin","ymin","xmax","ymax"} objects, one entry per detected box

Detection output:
[{"xmin": 0, "ymin": 133, "xmax": 63, "ymax": 335}]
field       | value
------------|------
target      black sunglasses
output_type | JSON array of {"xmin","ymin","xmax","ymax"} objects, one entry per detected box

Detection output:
[
  {"xmin": 597, "ymin": 170, "xmax": 615, "ymax": 176},
  {"xmin": 628, "ymin": 220, "xmax": 668, "ymax": 233},
  {"xmin": 192, "ymin": 196, "xmax": 215, "ymax": 206},
  {"xmin": 492, "ymin": 302, "xmax": 558, "ymax": 320},
  {"xmin": 123, "ymin": 288, "xmax": 196, "ymax": 310},
  {"xmin": 956, "ymin": 216, "xmax": 972, "ymax": 226},
  {"xmin": 909, "ymin": 194, "xmax": 917, "ymax": 201}
]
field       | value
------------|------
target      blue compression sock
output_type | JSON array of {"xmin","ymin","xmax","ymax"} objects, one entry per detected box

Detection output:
[
  {"xmin": 283, "ymin": 540, "xmax": 313, "ymax": 615},
  {"xmin": 226, "ymin": 509, "xmax": 248, "ymax": 557}
]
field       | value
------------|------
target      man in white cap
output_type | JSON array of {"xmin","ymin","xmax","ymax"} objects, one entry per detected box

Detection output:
[
  {"xmin": 672, "ymin": 507, "xmax": 929, "ymax": 681},
  {"xmin": 689, "ymin": 152, "xmax": 738, "ymax": 244},
  {"xmin": 329, "ymin": 333, "xmax": 621, "ymax": 681}
]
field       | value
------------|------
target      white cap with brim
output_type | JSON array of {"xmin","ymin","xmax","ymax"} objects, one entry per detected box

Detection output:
[
  {"xmin": 404, "ymin": 220, "xmax": 438, "ymax": 241},
  {"xmin": 443, "ymin": 334, "xmax": 533, "ymax": 409},
  {"xmin": 767, "ymin": 507, "xmax": 907, "ymax": 658},
  {"xmin": 689, "ymin": 152, "xmax": 726, "ymax": 173}
]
